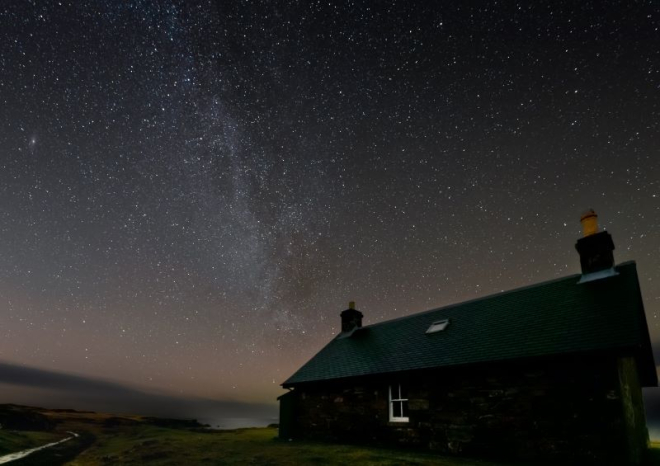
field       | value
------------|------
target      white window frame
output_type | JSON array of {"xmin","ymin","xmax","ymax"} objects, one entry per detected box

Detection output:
[{"xmin": 388, "ymin": 383, "xmax": 409, "ymax": 422}]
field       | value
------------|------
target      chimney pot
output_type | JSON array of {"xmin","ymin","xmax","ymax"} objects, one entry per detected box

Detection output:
[{"xmin": 580, "ymin": 209, "xmax": 599, "ymax": 237}]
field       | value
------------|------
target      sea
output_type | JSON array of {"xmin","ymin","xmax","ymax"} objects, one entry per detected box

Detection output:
[
  {"xmin": 198, "ymin": 417, "xmax": 278, "ymax": 430},
  {"xmin": 649, "ymin": 422, "xmax": 660, "ymax": 442}
]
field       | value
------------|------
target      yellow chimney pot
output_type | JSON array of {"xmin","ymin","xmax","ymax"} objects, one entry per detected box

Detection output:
[
  {"xmin": 348, "ymin": 301, "xmax": 356, "ymax": 310},
  {"xmin": 580, "ymin": 209, "xmax": 599, "ymax": 237}
]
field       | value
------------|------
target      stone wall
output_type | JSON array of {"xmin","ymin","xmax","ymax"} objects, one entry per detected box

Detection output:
[{"xmin": 289, "ymin": 354, "xmax": 642, "ymax": 463}]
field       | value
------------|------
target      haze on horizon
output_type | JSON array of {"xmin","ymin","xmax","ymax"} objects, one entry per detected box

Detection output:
[{"xmin": 0, "ymin": 1, "xmax": 658, "ymax": 420}]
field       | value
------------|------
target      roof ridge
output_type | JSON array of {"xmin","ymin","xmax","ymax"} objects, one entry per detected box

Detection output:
[{"xmin": 362, "ymin": 261, "xmax": 637, "ymax": 330}]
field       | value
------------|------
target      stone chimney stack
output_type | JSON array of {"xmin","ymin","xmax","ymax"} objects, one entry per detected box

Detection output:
[
  {"xmin": 340, "ymin": 301, "xmax": 363, "ymax": 333},
  {"xmin": 575, "ymin": 209, "xmax": 616, "ymax": 278}
]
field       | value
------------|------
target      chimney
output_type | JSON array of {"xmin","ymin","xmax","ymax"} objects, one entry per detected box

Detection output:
[
  {"xmin": 340, "ymin": 301, "xmax": 363, "ymax": 333},
  {"xmin": 575, "ymin": 209, "xmax": 617, "ymax": 281}
]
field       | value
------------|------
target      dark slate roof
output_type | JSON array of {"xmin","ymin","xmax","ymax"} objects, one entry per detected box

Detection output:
[{"xmin": 284, "ymin": 261, "xmax": 657, "ymax": 387}]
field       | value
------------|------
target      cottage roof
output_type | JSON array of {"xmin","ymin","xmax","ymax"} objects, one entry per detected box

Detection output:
[{"xmin": 283, "ymin": 261, "xmax": 657, "ymax": 387}]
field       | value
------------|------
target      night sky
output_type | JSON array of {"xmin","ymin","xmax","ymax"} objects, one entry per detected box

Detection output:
[{"xmin": 1, "ymin": 1, "xmax": 658, "ymax": 421}]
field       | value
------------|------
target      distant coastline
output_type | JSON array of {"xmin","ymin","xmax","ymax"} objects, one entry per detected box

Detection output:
[
  {"xmin": 199, "ymin": 417, "xmax": 278, "ymax": 430},
  {"xmin": 649, "ymin": 422, "xmax": 660, "ymax": 442}
]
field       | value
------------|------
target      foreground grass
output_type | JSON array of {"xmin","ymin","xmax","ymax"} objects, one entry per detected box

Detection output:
[
  {"xmin": 0, "ymin": 430, "xmax": 64, "ymax": 456},
  {"xmin": 9, "ymin": 432, "xmax": 96, "ymax": 466},
  {"xmin": 69, "ymin": 428, "xmax": 660, "ymax": 466},
  {"xmin": 649, "ymin": 442, "xmax": 660, "ymax": 464},
  {"xmin": 72, "ymin": 426, "xmax": 508, "ymax": 466},
  {"xmin": 2, "ymin": 407, "xmax": 508, "ymax": 465},
  {"xmin": 2, "ymin": 406, "xmax": 659, "ymax": 465}
]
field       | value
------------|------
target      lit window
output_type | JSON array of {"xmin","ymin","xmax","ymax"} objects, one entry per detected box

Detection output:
[
  {"xmin": 426, "ymin": 319, "xmax": 449, "ymax": 334},
  {"xmin": 389, "ymin": 384, "xmax": 409, "ymax": 422}
]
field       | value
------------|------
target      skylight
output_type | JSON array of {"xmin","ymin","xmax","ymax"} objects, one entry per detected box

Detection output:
[{"xmin": 426, "ymin": 319, "xmax": 450, "ymax": 334}]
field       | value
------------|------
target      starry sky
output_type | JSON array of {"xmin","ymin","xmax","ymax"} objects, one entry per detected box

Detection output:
[{"xmin": 0, "ymin": 1, "xmax": 658, "ymax": 420}]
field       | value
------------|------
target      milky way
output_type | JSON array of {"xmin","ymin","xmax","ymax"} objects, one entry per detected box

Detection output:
[{"xmin": 0, "ymin": 1, "xmax": 658, "ymax": 410}]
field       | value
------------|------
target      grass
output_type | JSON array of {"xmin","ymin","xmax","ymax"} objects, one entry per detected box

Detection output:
[
  {"xmin": 649, "ymin": 442, "xmax": 660, "ymax": 464},
  {"xmin": 0, "ymin": 430, "xmax": 64, "ymax": 456},
  {"xmin": 64, "ymin": 428, "xmax": 660, "ymax": 466},
  {"xmin": 1, "ymin": 407, "xmax": 510, "ymax": 465},
  {"xmin": 9, "ymin": 432, "xmax": 96, "ymax": 466},
  {"xmin": 1, "ymin": 406, "xmax": 659, "ymax": 465},
  {"xmin": 72, "ymin": 426, "xmax": 508, "ymax": 466}
]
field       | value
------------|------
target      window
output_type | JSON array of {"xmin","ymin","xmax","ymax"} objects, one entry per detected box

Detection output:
[
  {"xmin": 426, "ymin": 318, "xmax": 449, "ymax": 334},
  {"xmin": 389, "ymin": 384, "xmax": 409, "ymax": 422}
]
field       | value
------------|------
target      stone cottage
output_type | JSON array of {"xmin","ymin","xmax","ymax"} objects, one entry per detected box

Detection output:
[{"xmin": 279, "ymin": 211, "xmax": 657, "ymax": 464}]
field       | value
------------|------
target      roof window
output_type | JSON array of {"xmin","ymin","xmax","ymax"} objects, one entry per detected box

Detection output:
[{"xmin": 426, "ymin": 319, "xmax": 450, "ymax": 334}]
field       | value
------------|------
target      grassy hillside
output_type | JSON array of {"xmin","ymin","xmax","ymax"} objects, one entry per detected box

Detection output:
[{"xmin": 1, "ymin": 405, "xmax": 658, "ymax": 465}]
